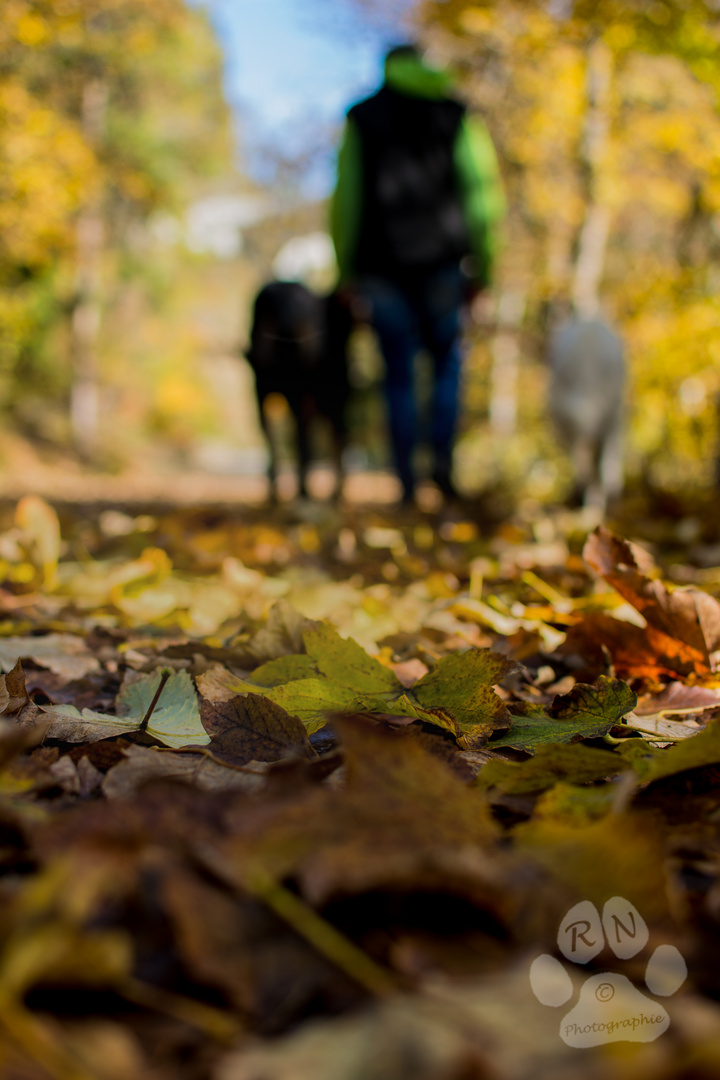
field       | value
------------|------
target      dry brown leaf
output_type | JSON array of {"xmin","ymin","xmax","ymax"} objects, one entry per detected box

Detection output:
[
  {"xmin": 0, "ymin": 659, "xmax": 29, "ymax": 715},
  {"xmin": 244, "ymin": 599, "xmax": 309, "ymax": 662},
  {"xmin": 215, "ymin": 969, "xmax": 578, "ymax": 1080},
  {"xmin": 561, "ymin": 611, "xmax": 709, "ymax": 681},
  {"xmin": 196, "ymin": 665, "xmax": 249, "ymax": 703},
  {"xmin": 211, "ymin": 719, "xmax": 545, "ymax": 954},
  {"xmin": 102, "ymin": 744, "xmax": 269, "ymax": 799},
  {"xmin": 0, "ymin": 634, "xmax": 100, "ymax": 681},
  {"xmin": 635, "ymin": 681, "xmax": 720, "ymax": 718},
  {"xmin": 584, "ymin": 527, "xmax": 720, "ymax": 674},
  {"xmin": 200, "ymin": 693, "xmax": 316, "ymax": 767},
  {"xmin": 15, "ymin": 494, "xmax": 61, "ymax": 589}
]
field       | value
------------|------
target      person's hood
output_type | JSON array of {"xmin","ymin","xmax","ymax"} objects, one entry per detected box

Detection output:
[{"xmin": 384, "ymin": 51, "xmax": 454, "ymax": 99}]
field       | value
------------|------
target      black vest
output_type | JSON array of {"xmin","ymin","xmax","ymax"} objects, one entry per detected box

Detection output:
[{"xmin": 349, "ymin": 85, "xmax": 470, "ymax": 277}]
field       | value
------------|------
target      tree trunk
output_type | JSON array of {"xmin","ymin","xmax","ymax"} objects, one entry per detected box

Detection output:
[
  {"xmin": 71, "ymin": 77, "xmax": 107, "ymax": 460},
  {"xmin": 572, "ymin": 39, "xmax": 611, "ymax": 318}
]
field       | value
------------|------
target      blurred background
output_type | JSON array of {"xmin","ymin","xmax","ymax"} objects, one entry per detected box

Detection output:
[{"xmin": 2, "ymin": 0, "xmax": 720, "ymax": 505}]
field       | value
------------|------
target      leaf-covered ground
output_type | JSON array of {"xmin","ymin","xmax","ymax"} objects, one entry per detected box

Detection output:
[{"xmin": 2, "ymin": 491, "xmax": 720, "ymax": 1078}]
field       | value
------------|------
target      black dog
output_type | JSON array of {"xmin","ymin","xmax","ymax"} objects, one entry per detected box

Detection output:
[{"xmin": 245, "ymin": 281, "xmax": 352, "ymax": 500}]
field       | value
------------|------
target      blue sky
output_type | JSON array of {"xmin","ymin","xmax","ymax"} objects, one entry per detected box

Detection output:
[{"xmin": 196, "ymin": 0, "xmax": 400, "ymax": 192}]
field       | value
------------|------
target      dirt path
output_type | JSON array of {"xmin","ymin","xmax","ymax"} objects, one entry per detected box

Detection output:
[{"xmin": 2, "ymin": 436, "xmax": 402, "ymax": 511}]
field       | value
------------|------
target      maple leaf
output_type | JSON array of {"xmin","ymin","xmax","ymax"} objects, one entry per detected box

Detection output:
[
  {"xmin": 560, "ymin": 612, "xmax": 701, "ymax": 682},
  {"xmin": 584, "ymin": 526, "xmax": 720, "ymax": 675},
  {"xmin": 489, "ymin": 676, "xmax": 636, "ymax": 753},
  {"xmin": 197, "ymin": 622, "xmax": 512, "ymax": 749}
]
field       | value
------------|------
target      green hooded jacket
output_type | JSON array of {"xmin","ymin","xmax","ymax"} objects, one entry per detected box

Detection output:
[{"xmin": 330, "ymin": 51, "xmax": 506, "ymax": 287}]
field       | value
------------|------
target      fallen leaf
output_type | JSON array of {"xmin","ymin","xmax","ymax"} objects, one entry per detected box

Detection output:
[
  {"xmin": 0, "ymin": 634, "xmax": 99, "ymax": 680},
  {"xmin": 478, "ymin": 742, "xmax": 628, "ymax": 795},
  {"xmin": 559, "ymin": 612, "xmax": 694, "ymax": 681},
  {"xmin": 303, "ymin": 623, "xmax": 400, "ymax": 694},
  {"xmin": 584, "ymin": 526, "xmax": 720, "ymax": 674},
  {"xmin": 215, "ymin": 718, "xmax": 517, "ymax": 924},
  {"xmin": 207, "ymin": 622, "xmax": 512, "ymax": 747},
  {"xmin": 158, "ymin": 864, "xmax": 260, "ymax": 1013},
  {"xmin": 117, "ymin": 669, "xmax": 209, "ymax": 748},
  {"xmin": 0, "ymin": 660, "xmax": 29, "ymax": 715},
  {"xmin": 410, "ymin": 649, "xmax": 513, "ymax": 748},
  {"xmin": 40, "ymin": 704, "xmax": 140, "ymax": 743},
  {"xmin": 200, "ymin": 694, "xmax": 316, "ymax": 767},
  {"xmin": 15, "ymin": 494, "xmax": 61, "ymax": 589},
  {"xmin": 618, "ymin": 718, "xmax": 720, "ymax": 784},
  {"xmin": 531, "ymin": 781, "xmax": 620, "ymax": 825},
  {"xmin": 41, "ymin": 670, "xmax": 210, "ymax": 749},
  {"xmin": 624, "ymin": 713, "xmax": 700, "ymax": 740},
  {"xmin": 549, "ymin": 676, "xmax": 637, "ymax": 723},
  {"xmin": 635, "ymin": 681, "xmax": 720, "ymax": 718},
  {"xmin": 517, "ymin": 810, "xmax": 670, "ymax": 921},
  {"xmin": 257, "ymin": 678, "xmax": 361, "ymax": 735},
  {"xmin": 489, "ymin": 677, "xmax": 636, "ymax": 753},
  {"xmin": 102, "ymin": 744, "xmax": 268, "ymax": 799},
  {"xmin": 244, "ymin": 599, "xmax": 308, "ymax": 662},
  {"xmin": 196, "ymin": 665, "xmax": 252, "ymax": 703}
]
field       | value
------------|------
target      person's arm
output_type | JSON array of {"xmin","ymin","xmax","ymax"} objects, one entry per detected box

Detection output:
[
  {"xmin": 329, "ymin": 118, "xmax": 364, "ymax": 286},
  {"xmin": 453, "ymin": 114, "xmax": 506, "ymax": 289}
]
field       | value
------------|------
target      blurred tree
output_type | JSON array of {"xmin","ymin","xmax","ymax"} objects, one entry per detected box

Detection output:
[{"xmin": 0, "ymin": 0, "xmax": 234, "ymax": 455}]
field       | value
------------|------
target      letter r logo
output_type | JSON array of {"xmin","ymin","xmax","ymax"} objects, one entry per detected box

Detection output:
[
  {"xmin": 565, "ymin": 920, "xmax": 596, "ymax": 952},
  {"xmin": 558, "ymin": 901, "xmax": 604, "ymax": 963}
]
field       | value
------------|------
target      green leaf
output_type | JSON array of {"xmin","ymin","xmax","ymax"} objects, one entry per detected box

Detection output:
[
  {"xmin": 489, "ymin": 677, "xmax": 636, "ymax": 753},
  {"xmin": 263, "ymin": 678, "xmax": 361, "ymax": 735},
  {"xmin": 532, "ymin": 781, "xmax": 619, "ymax": 825},
  {"xmin": 411, "ymin": 650, "xmax": 513, "ymax": 749},
  {"xmin": 244, "ymin": 654, "xmax": 316, "ymax": 688},
  {"xmin": 208, "ymin": 621, "xmax": 512, "ymax": 747},
  {"xmin": 617, "ymin": 718, "xmax": 720, "ymax": 784},
  {"xmin": 478, "ymin": 742, "xmax": 628, "ymax": 794},
  {"xmin": 303, "ymin": 623, "xmax": 400, "ymax": 694},
  {"xmin": 117, "ymin": 670, "xmax": 209, "ymax": 749},
  {"xmin": 40, "ymin": 669, "xmax": 209, "ymax": 749},
  {"xmin": 549, "ymin": 677, "xmax": 637, "ymax": 724}
]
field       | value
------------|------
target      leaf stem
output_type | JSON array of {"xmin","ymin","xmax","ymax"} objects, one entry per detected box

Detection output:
[
  {"xmin": 623, "ymin": 721, "xmax": 690, "ymax": 743},
  {"xmin": 0, "ymin": 998, "xmax": 94, "ymax": 1080},
  {"xmin": 122, "ymin": 978, "xmax": 239, "ymax": 1041},
  {"xmin": 246, "ymin": 866, "xmax": 397, "ymax": 998},
  {"xmin": 626, "ymin": 728, "xmax": 688, "ymax": 743},
  {"xmin": 139, "ymin": 668, "xmax": 171, "ymax": 732}
]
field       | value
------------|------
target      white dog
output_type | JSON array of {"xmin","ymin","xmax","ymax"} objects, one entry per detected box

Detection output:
[{"xmin": 548, "ymin": 318, "xmax": 625, "ymax": 512}]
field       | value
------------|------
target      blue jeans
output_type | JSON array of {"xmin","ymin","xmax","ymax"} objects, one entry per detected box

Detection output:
[{"xmin": 358, "ymin": 266, "xmax": 466, "ymax": 497}]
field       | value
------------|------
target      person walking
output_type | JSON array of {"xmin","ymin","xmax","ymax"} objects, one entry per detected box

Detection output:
[{"xmin": 330, "ymin": 44, "xmax": 505, "ymax": 504}]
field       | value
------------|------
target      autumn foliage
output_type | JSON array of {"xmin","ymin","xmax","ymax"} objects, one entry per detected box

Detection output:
[{"xmin": 0, "ymin": 495, "xmax": 714, "ymax": 1076}]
